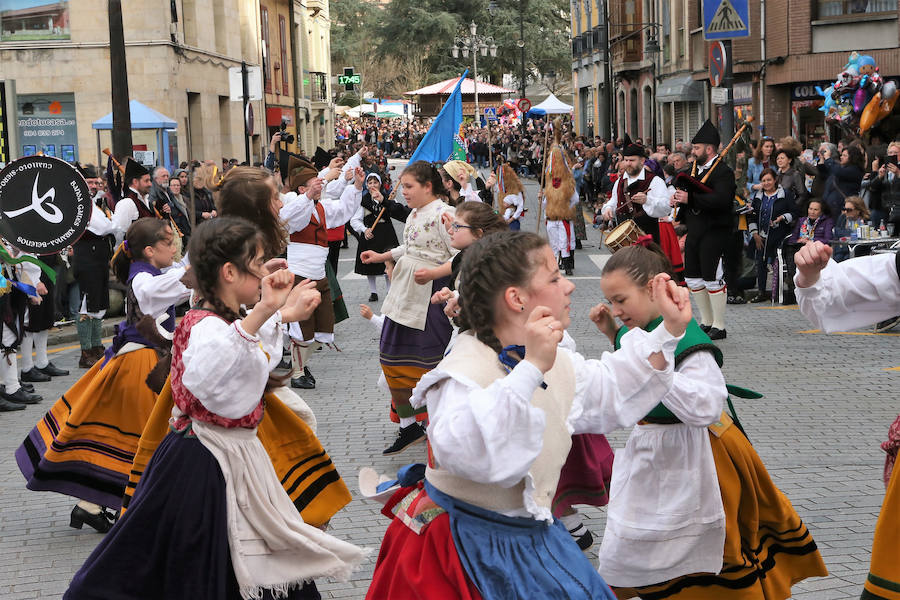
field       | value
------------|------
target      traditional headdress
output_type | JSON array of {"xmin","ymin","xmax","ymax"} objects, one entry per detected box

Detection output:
[
  {"xmin": 692, "ymin": 119, "xmax": 721, "ymax": 147},
  {"xmin": 124, "ymin": 158, "xmax": 149, "ymax": 185},
  {"xmin": 287, "ymin": 156, "xmax": 318, "ymax": 191}
]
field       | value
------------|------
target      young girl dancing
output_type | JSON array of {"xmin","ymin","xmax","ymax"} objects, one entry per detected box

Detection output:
[
  {"xmin": 122, "ymin": 167, "xmax": 353, "ymax": 528},
  {"xmin": 592, "ymin": 241, "xmax": 827, "ymax": 599},
  {"xmin": 366, "ymin": 230, "xmax": 693, "ymax": 600},
  {"xmin": 17, "ymin": 218, "xmax": 190, "ymax": 534},
  {"xmin": 65, "ymin": 217, "xmax": 366, "ymax": 600},
  {"xmin": 361, "ymin": 161, "xmax": 456, "ymax": 455}
]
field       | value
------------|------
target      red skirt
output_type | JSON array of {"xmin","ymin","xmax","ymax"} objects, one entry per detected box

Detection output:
[
  {"xmin": 552, "ymin": 433, "xmax": 614, "ymax": 516},
  {"xmin": 366, "ymin": 486, "xmax": 483, "ymax": 600},
  {"xmin": 658, "ymin": 221, "xmax": 684, "ymax": 272}
]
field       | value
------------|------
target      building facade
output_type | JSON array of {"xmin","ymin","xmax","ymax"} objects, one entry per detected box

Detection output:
[
  {"xmin": 571, "ymin": 0, "xmax": 611, "ymax": 139},
  {"xmin": 0, "ymin": 0, "xmax": 335, "ymax": 169},
  {"xmin": 572, "ymin": 0, "xmax": 900, "ymax": 146}
]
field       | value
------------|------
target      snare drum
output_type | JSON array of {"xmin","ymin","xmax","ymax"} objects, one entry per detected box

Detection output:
[{"xmin": 605, "ymin": 219, "xmax": 647, "ymax": 253}]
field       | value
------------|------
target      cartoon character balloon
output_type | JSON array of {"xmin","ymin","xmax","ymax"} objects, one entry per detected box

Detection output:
[{"xmin": 821, "ymin": 52, "xmax": 897, "ymax": 135}]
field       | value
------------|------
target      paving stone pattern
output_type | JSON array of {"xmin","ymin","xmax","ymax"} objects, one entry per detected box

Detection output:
[{"xmin": 0, "ymin": 170, "xmax": 894, "ymax": 598}]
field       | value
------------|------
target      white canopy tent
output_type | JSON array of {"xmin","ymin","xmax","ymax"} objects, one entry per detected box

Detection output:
[{"xmin": 528, "ymin": 93, "xmax": 573, "ymax": 116}]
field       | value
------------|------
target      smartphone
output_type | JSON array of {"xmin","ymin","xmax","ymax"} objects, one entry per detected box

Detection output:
[{"xmin": 885, "ymin": 155, "xmax": 898, "ymax": 166}]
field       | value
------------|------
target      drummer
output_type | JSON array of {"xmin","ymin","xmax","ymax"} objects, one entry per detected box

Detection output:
[{"xmin": 601, "ymin": 140, "xmax": 682, "ymax": 273}]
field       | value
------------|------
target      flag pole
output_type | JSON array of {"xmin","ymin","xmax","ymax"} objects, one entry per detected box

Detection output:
[{"xmin": 534, "ymin": 122, "xmax": 551, "ymax": 234}]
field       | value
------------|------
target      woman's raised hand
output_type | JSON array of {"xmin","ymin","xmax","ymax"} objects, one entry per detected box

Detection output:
[
  {"xmin": 523, "ymin": 306, "xmax": 563, "ymax": 374},
  {"xmin": 653, "ymin": 274, "xmax": 691, "ymax": 337},
  {"xmin": 794, "ymin": 240, "xmax": 833, "ymax": 288}
]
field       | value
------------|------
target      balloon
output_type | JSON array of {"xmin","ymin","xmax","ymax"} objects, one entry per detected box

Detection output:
[
  {"xmin": 859, "ymin": 90, "xmax": 899, "ymax": 134},
  {"xmin": 854, "ymin": 87, "xmax": 871, "ymax": 113}
]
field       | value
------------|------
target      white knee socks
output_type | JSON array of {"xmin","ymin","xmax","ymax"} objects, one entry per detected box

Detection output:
[
  {"xmin": 709, "ymin": 288, "xmax": 727, "ymax": 331},
  {"xmin": 690, "ymin": 288, "xmax": 713, "ymax": 327},
  {"xmin": 367, "ymin": 275, "xmax": 378, "ymax": 294}
]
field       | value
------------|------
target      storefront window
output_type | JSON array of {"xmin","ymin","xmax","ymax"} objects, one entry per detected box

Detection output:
[
  {"xmin": 817, "ymin": 0, "xmax": 895, "ymax": 18},
  {"xmin": 16, "ymin": 93, "xmax": 78, "ymax": 162},
  {"xmin": 0, "ymin": 0, "xmax": 70, "ymax": 42}
]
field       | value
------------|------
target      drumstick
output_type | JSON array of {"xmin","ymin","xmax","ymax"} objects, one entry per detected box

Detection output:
[
  {"xmin": 102, "ymin": 148, "xmax": 126, "ymax": 174},
  {"xmin": 367, "ymin": 186, "xmax": 398, "ymax": 230}
]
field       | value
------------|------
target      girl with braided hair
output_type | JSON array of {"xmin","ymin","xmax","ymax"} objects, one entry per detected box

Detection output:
[
  {"xmin": 17, "ymin": 218, "xmax": 191, "ymax": 534},
  {"xmin": 66, "ymin": 217, "xmax": 366, "ymax": 600},
  {"xmin": 591, "ymin": 242, "xmax": 826, "ymax": 599},
  {"xmin": 120, "ymin": 166, "xmax": 354, "ymax": 536},
  {"xmin": 366, "ymin": 230, "xmax": 694, "ymax": 600}
]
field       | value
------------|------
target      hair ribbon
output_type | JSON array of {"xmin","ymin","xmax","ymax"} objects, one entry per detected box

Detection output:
[{"xmin": 635, "ymin": 234, "xmax": 653, "ymax": 248}]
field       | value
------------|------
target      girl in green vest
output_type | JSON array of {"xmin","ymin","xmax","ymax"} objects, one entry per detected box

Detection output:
[{"xmin": 592, "ymin": 240, "xmax": 827, "ymax": 600}]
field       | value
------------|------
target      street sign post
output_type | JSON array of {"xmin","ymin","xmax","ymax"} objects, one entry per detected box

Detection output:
[
  {"xmin": 484, "ymin": 107, "xmax": 498, "ymax": 122},
  {"xmin": 517, "ymin": 98, "xmax": 532, "ymax": 113},
  {"xmin": 708, "ymin": 41, "xmax": 726, "ymax": 87},
  {"xmin": 702, "ymin": 0, "xmax": 750, "ymax": 41},
  {"xmin": 339, "ymin": 67, "xmax": 361, "ymax": 91},
  {"xmin": 710, "ymin": 87, "xmax": 730, "ymax": 105}
]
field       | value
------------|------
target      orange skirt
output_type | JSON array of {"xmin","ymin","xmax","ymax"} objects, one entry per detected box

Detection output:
[
  {"xmin": 861, "ymin": 466, "xmax": 900, "ymax": 599},
  {"xmin": 614, "ymin": 425, "xmax": 827, "ymax": 599},
  {"xmin": 123, "ymin": 379, "xmax": 351, "ymax": 528},
  {"xmin": 16, "ymin": 348, "xmax": 159, "ymax": 509}
]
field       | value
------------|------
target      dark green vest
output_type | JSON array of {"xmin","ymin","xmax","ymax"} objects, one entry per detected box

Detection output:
[{"xmin": 614, "ymin": 317, "xmax": 722, "ymax": 420}]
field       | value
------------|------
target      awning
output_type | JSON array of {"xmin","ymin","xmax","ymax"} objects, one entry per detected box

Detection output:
[{"xmin": 656, "ymin": 75, "xmax": 704, "ymax": 103}]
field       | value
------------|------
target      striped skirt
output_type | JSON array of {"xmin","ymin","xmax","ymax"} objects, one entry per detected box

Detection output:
[
  {"xmin": 379, "ymin": 283, "xmax": 452, "ymax": 419},
  {"xmin": 613, "ymin": 424, "xmax": 828, "ymax": 600},
  {"xmin": 122, "ymin": 380, "xmax": 351, "ymax": 528},
  {"xmin": 16, "ymin": 348, "xmax": 160, "ymax": 510},
  {"xmin": 861, "ymin": 466, "xmax": 900, "ymax": 600}
]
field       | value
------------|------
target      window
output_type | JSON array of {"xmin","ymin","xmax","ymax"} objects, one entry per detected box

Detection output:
[
  {"xmin": 816, "ymin": 0, "xmax": 896, "ymax": 18},
  {"xmin": 0, "ymin": 0, "xmax": 70, "ymax": 42},
  {"xmin": 260, "ymin": 6, "xmax": 271, "ymax": 92},
  {"xmin": 279, "ymin": 15, "xmax": 289, "ymax": 93},
  {"xmin": 661, "ymin": 0, "xmax": 671, "ymax": 63}
]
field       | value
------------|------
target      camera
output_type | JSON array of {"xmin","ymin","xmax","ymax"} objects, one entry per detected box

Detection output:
[{"xmin": 279, "ymin": 119, "xmax": 295, "ymax": 145}]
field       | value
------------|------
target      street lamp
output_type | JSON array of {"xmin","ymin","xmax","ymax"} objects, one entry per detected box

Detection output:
[
  {"xmin": 645, "ymin": 34, "xmax": 660, "ymax": 148},
  {"xmin": 451, "ymin": 21, "xmax": 497, "ymax": 126}
]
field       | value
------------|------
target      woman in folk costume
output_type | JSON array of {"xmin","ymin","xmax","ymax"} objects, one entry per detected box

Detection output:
[
  {"xmin": 16, "ymin": 218, "xmax": 190, "ymax": 533},
  {"xmin": 793, "ymin": 241, "xmax": 900, "ymax": 600},
  {"xmin": 121, "ymin": 167, "xmax": 353, "ymax": 530},
  {"xmin": 350, "ymin": 172, "xmax": 400, "ymax": 302},
  {"xmin": 65, "ymin": 218, "xmax": 366, "ymax": 600},
  {"xmin": 366, "ymin": 230, "xmax": 694, "ymax": 600},
  {"xmin": 441, "ymin": 160, "xmax": 492, "ymax": 206},
  {"xmin": 361, "ymin": 161, "xmax": 456, "ymax": 456},
  {"xmin": 495, "ymin": 163, "xmax": 526, "ymax": 230},
  {"xmin": 543, "ymin": 134, "xmax": 579, "ymax": 276},
  {"xmin": 592, "ymin": 240, "xmax": 827, "ymax": 599}
]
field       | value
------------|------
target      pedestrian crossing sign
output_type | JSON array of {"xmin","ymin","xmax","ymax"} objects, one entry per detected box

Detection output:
[{"xmin": 703, "ymin": 0, "xmax": 750, "ymax": 40}]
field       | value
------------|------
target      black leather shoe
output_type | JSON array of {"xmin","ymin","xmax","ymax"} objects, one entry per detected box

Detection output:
[
  {"xmin": 20, "ymin": 368, "xmax": 50, "ymax": 383},
  {"xmin": 304, "ymin": 367, "xmax": 315, "ymax": 385},
  {"xmin": 38, "ymin": 361, "xmax": 69, "ymax": 377},
  {"xmin": 0, "ymin": 397, "xmax": 25, "ymax": 411},
  {"xmin": 749, "ymin": 292, "xmax": 771, "ymax": 303},
  {"xmin": 276, "ymin": 356, "xmax": 291, "ymax": 370},
  {"xmin": 573, "ymin": 528, "xmax": 594, "ymax": 551},
  {"xmin": 727, "ymin": 295, "xmax": 747, "ymax": 305},
  {"xmin": 699, "ymin": 324, "xmax": 712, "ymax": 333},
  {"xmin": 69, "ymin": 505, "xmax": 114, "ymax": 533},
  {"xmin": 707, "ymin": 327, "xmax": 727, "ymax": 340},
  {"xmin": 3, "ymin": 388, "xmax": 41, "ymax": 405},
  {"xmin": 18, "ymin": 382, "xmax": 35, "ymax": 393},
  {"xmin": 369, "ymin": 293, "xmax": 378, "ymax": 302},
  {"xmin": 383, "ymin": 423, "xmax": 426, "ymax": 455},
  {"xmin": 290, "ymin": 375, "xmax": 315, "ymax": 390}
]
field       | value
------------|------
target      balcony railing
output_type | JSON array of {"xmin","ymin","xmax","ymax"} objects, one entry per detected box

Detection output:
[{"xmin": 309, "ymin": 71, "xmax": 328, "ymax": 102}]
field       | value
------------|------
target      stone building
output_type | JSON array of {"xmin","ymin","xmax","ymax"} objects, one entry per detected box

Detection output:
[{"xmin": 0, "ymin": 0, "xmax": 335, "ymax": 168}]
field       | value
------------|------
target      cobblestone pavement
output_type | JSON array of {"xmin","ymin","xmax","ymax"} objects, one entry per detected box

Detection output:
[{"xmin": 0, "ymin": 169, "xmax": 895, "ymax": 599}]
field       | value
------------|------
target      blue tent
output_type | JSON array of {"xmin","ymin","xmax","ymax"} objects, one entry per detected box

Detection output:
[{"xmin": 92, "ymin": 100, "xmax": 177, "ymax": 169}]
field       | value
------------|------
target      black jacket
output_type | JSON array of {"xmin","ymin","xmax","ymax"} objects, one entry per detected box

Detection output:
[
  {"xmin": 869, "ymin": 173, "xmax": 900, "ymax": 217},
  {"xmin": 682, "ymin": 161, "xmax": 737, "ymax": 232},
  {"xmin": 749, "ymin": 186, "xmax": 795, "ymax": 258}
]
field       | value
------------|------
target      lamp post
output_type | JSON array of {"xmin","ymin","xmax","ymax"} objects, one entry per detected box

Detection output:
[
  {"xmin": 518, "ymin": 5, "xmax": 526, "ymax": 137},
  {"xmin": 451, "ymin": 21, "xmax": 497, "ymax": 126}
]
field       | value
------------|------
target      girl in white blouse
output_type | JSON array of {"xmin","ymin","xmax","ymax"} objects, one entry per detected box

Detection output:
[
  {"xmin": 591, "ymin": 241, "xmax": 826, "ymax": 600},
  {"xmin": 366, "ymin": 230, "xmax": 691, "ymax": 600}
]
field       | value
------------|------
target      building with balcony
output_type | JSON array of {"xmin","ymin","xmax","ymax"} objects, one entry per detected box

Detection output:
[
  {"xmin": 293, "ymin": 0, "xmax": 335, "ymax": 154},
  {"xmin": 0, "ymin": 0, "xmax": 267, "ymax": 167},
  {"xmin": 571, "ymin": 0, "xmax": 612, "ymax": 138}
]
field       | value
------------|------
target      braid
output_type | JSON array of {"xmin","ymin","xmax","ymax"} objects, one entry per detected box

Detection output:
[{"xmin": 456, "ymin": 231, "xmax": 547, "ymax": 353}]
